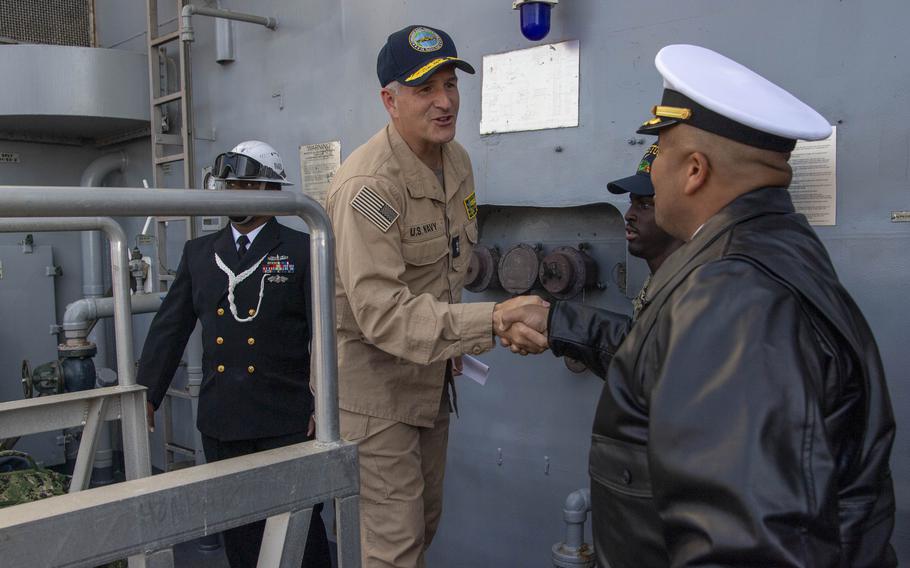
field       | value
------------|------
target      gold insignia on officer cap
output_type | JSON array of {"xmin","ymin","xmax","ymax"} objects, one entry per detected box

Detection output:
[
  {"xmin": 637, "ymin": 44, "xmax": 832, "ymax": 149},
  {"xmin": 351, "ymin": 186, "xmax": 400, "ymax": 232}
]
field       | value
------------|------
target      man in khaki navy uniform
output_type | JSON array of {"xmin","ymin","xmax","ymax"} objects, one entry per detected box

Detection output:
[
  {"xmin": 325, "ymin": 25, "xmax": 546, "ymax": 568},
  {"xmin": 138, "ymin": 141, "xmax": 330, "ymax": 568}
]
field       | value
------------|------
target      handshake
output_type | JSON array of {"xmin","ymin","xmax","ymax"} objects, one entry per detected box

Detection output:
[{"xmin": 492, "ymin": 295, "xmax": 552, "ymax": 355}]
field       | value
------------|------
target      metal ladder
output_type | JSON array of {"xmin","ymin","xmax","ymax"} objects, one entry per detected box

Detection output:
[{"xmin": 146, "ymin": 0, "xmax": 198, "ymax": 472}]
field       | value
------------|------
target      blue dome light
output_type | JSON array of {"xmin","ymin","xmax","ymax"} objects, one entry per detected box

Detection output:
[{"xmin": 519, "ymin": 2, "xmax": 552, "ymax": 41}]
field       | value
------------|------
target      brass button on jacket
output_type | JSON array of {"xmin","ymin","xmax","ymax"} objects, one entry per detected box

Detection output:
[
  {"xmin": 248, "ymin": 308, "xmax": 256, "ymax": 316},
  {"xmin": 216, "ymin": 364, "xmax": 225, "ymax": 373},
  {"xmin": 247, "ymin": 365, "xmax": 255, "ymax": 374},
  {"xmin": 216, "ymin": 337, "xmax": 224, "ymax": 345},
  {"xmin": 217, "ymin": 308, "xmax": 225, "ymax": 316},
  {"xmin": 247, "ymin": 337, "xmax": 255, "ymax": 346}
]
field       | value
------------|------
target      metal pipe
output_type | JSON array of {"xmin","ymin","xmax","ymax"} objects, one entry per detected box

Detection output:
[
  {"xmin": 309, "ymin": 223, "xmax": 339, "ymax": 443},
  {"xmin": 215, "ymin": 17, "xmax": 235, "ymax": 63},
  {"xmin": 78, "ymin": 154, "xmax": 127, "ymax": 457},
  {"xmin": 79, "ymin": 153, "xmax": 126, "ymax": 297},
  {"xmin": 562, "ymin": 488, "xmax": 590, "ymax": 549},
  {"xmin": 0, "ymin": 187, "xmax": 340, "ymax": 444},
  {"xmin": 80, "ymin": 155, "xmax": 129, "ymax": 491},
  {"xmin": 0, "ymin": 217, "xmax": 135, "ymax": 387},
  {"xmin": 78, "ymin": 154, "xmax": 127, "ymax": 486},
  {"xmin": 91, "ymin": 369, "xmax": 119, "ymax": 486},
  {"xmin": 181, "ymin": 4, "xmax": 277, "ymax": 43},
  {"xmin": 61, "ymin": 293, "xmax": 165, "ymax": 342},
  {"xmin": 552, "ymin": 488, "xmax": 594, "ymax": 568}
]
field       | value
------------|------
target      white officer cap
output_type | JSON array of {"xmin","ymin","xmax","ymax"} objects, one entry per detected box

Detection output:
[{"xmin": 637, "ymin": 44, "xmax": 832, "ymax": 152}]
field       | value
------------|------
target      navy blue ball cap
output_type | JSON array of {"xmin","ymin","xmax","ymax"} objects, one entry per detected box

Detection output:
[
  {"xmin": 607, "ymin": 143, "xmax": 658, "ymax": 196},
  {"xmin": 377, "ymin": 25, "xmax": 475, "ymax": 87}
]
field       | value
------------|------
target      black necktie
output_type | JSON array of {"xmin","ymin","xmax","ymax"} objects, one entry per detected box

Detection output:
[{"xmin": 237, "ymin": 234, "xmax": 250, "ymax": 259}]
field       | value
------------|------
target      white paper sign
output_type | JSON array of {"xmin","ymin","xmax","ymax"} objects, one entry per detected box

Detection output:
[
  {"xmin": 789, "ymin": 126, "xmax": 837, "ymax": 226},
  {"xmin": 299, "ymin": 141, "xmax": 341, "ymax": 207},
  {"xmin": 462, "ymin": 355, "xmax": 490, "ymax": 386},
  {"xmin": 0, "ymin": 152, "xmax": 20, "ymax": 163},
  {"xmin": 480, "ymin": 40, "xmax": 580, "ymax": 135}
]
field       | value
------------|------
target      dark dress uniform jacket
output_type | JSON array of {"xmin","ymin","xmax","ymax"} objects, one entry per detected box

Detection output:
[
  {"xmin": 549, "ymin": 188, "xmax": 897, "ymax": 568},
  {"xmin": 137, "ymin": 218, "xmax": 314, "ymax": 441}
]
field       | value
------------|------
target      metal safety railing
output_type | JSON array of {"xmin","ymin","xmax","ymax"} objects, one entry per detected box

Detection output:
[
  {"xmin": 0, "ymin": 440, "xmax": 360, "ymax": 568},
  {"xmin": 0, "ymin": 217, "xmax": 151, "ymax": 488},
  {"xmin": 0, "ymin": 186, "xmax": 359, "ymax": 568}
]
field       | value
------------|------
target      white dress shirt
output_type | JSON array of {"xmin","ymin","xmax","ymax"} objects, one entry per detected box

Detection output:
[{"xmin": 231, "ymin": 223, "xmax": 266, "ymax": 251}]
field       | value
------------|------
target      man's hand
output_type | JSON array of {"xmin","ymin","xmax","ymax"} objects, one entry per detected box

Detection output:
[
  {"xmin": 307, "ymin": 413, "xmax": 316, "ymax": 438},
  {"xmin": 493, "ymin": 296, "xmax": 550, "ymax": 355},
  {"xmin": 500, "ymin": 303, "xmax": 549, "ymax": 336},
  {"xmin": 451, "ymin": 356, "xmax": 463, "ymax": 377},
  {"xmin": 498, "ymin": 303, "xmax": 551, "ymax": 355},
  {"xmin": 146, "ymin": 401, "xmax": 156, "ymax": 432}
]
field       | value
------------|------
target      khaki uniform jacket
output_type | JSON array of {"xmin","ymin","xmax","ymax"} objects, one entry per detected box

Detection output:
[{"xmin": 326, "ymin": 124, "xmax": 495, "ymax": 427}]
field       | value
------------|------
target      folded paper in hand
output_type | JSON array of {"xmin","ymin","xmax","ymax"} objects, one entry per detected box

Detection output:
[{"xmin": 462, "ymin": 355, "xmax": 490, "ymax": 386}]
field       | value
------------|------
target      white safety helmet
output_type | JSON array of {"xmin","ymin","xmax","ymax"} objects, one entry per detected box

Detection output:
[{"xmin": 212, "ymin": 140, "xmax": 293, "ymax": 186}]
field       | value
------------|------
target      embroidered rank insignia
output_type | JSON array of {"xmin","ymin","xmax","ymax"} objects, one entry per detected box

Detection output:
[
  {"xmin": 463, "ymin": 191, "xmax": 477, "ymax": 220},
  {"xmin": 351, "ymin": 186, "xmax": 400, "ymax": 232}
]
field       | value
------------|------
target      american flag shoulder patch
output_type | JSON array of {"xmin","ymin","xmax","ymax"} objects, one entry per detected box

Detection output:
[{"xmin": 350, "ymin": 186, "xmax": 400, "ymax": 232}]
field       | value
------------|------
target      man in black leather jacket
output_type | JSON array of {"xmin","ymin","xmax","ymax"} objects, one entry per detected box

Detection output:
[{"xmin": 498, "ymin": 45, "xmax": 897, "ymax": 567}]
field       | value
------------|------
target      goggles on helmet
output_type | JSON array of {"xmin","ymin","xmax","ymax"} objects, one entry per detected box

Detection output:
[{"xmin": 213, "ymin": 152, "xmax": 282, "ymax": 181}]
